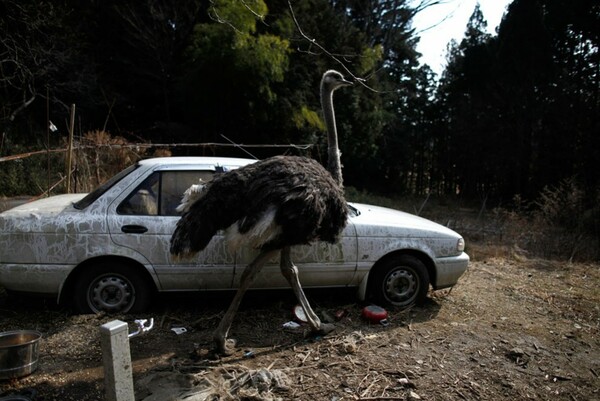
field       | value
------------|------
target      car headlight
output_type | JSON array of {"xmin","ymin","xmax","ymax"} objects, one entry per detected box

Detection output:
[{"xmin": 457, "ymin": 238, "xmax": 465, "ymax": 252}]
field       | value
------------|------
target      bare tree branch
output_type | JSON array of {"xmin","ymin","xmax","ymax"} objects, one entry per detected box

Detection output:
[
  {"xmin": 8, "ymin": 92, "xmax": 36, "ymax": 122},
  {"xmin": 207, "ymin": 3, "xmax": 243, "ymax": 34},
  {"xmin": 286, "ymin": 0, "xmax": 380, "ymax": 93},
  {"xmin": 409, "ymin": 0, "xmax": 458, "ymax": 36},
  {"xmin": 240, "ymin": 0, "xmax": 269, "ymax": 26}
]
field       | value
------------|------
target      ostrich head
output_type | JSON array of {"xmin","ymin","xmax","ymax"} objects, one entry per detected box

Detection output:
[
  {"xmin": 320, "ymin": 70, "xmax": 353, "ymax": 187},
  {"xmin": 321, "ymin": 70, "xmax": 353, "ymax": 92}
]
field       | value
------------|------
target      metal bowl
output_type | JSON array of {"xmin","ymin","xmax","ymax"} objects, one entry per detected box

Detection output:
[{"xmin": 0, "ymin": 330, "xmax": 42, "ymax": 380}]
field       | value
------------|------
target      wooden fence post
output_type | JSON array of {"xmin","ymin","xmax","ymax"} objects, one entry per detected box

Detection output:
[{"xmin": 66, "ymin": 104, "xmax": 75, "ymax": 193}]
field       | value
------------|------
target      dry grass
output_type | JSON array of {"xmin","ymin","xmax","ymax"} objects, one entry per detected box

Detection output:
[{"xmin": 347, "ymin": 188, "xmax": 599, "ymax": 263}]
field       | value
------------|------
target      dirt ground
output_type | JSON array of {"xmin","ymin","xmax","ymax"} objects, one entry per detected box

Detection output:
[{"xmin": 1, "ymin": 244, "xmax": 599, "ymax": 401}]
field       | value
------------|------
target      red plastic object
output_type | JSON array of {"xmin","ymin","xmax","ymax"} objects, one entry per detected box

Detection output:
[{"xmin": 362, "ymin": 305, "xmax": 388, "ymax": 323}]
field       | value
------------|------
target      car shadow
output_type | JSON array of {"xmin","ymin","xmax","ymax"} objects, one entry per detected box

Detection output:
[{"xmin": 1, "ymin": 285, "xmax": 442, "ymax": 325}]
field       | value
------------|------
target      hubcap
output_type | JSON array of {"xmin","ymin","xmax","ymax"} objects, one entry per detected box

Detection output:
[
  {"xmin": 89, "ymin": 275, "xmax": 134, "ymax": 313},
  {"xmin": 384, "ymin": 268, "xmax": 417, "ymax": 305}
]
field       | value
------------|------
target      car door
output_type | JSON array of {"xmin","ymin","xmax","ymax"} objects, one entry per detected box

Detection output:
[
  {"xmin": 107, "ymin": 167, "xmax": 236, "ymax": 291},
  {"xmin": 235, "ymin": 220, "xmax": 358, "ymax": 289}
]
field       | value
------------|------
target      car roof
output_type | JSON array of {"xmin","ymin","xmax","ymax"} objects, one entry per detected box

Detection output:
[{"xmin": 138, "ymin": 156, "xmax": 256, "ymax": 168}]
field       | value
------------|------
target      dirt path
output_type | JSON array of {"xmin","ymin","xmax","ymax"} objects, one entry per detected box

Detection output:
[{"xmin": 1, "ymin": 253, "xmax": 599, "ymax": 400}]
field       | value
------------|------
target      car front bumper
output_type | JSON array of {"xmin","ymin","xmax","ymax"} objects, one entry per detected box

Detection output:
[{"xmin": 433, "ymin": 252, "xmax": 470, "ymax": 289}]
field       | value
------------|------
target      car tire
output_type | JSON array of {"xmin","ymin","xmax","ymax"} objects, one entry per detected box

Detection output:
[
  {"xmin": 73, "ymin": 262, "xmax": 152, "ymax": 314},
  {"xmin": 369, "ymin": 255, "xmax": 430, "ymax": 308}
]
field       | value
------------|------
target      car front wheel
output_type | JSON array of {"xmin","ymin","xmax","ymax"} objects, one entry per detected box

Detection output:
[
  {"xmin": 73, "ymin": 263, "xmax": 152, "ymax": 314},
  {"xmin": 369, "ymin": 255, "xmax": 430, "ymax": 308}
]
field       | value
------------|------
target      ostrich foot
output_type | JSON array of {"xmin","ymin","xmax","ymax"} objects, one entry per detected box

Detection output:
[
  {"xmin": 317, "ymin": 322, "xmax": 336, "ymax": 335},
  {"xmin": 306, "ymin": 322, "xmax": 336, "ymax": 338},
  {"xmin": 214, "ymin": 337, "xmax": 237, "ymax": 356}
]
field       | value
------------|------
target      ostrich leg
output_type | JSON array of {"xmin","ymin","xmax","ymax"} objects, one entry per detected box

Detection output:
[
  {"xmin": 280, "ymin": 246, "xmax": 335, "ymax": 335},
  {"xmin": 213, "ymin": 249, "xmax": 279, "ymax": 355}
]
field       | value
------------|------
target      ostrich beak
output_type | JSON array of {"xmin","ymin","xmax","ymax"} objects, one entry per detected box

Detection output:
[{"xmin": 341, "ymin": 77, "xmax": 354, "ymax": 87}]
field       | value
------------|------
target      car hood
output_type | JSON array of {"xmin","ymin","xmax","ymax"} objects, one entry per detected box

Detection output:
[
  {"xmin": 350, "ymin": 202, "xmax": 462, "ymax": 239},
  {"xmin": 0, "ymin": 194, "xmax": 87, "ymax": 232}
]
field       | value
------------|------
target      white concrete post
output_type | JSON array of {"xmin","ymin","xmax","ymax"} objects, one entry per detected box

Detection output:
[{"xmin": 100, "ymin": 320, "xmax": 134, "ymax": 401}]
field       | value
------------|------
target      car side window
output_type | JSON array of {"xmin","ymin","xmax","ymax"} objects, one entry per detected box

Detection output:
[
  {"xmin": 118, "ymin": 172, "xmax": 160, "ymax": 215},
  {"xmin": 159, "ymin": 171, "xmax": 214, "ymax": 216}
]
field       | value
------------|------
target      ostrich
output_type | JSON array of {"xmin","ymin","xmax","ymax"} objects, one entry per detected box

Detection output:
[{"xmin": 170, "ymin": 70, "xmax": 353, "ymax": 355}]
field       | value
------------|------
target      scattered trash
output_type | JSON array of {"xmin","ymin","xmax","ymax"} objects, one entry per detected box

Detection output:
[
  {"xmin": 171, "ymin": 327, "xmax": 187, "ymax": 335},
  {"xmin": 361, "ymin": 305, "xmax": 388, "ymax": 324},
  {"xmin": 243, "ymin": 350, "xmax": 255, "ymax": 358},
  {"xmin": 334, "ymin": 309, "xmax": 348, "ymax": 320},
  {"xmin": 282, "ymin": 321, "xmax": 301, "ymax": 330},
  {"xmin": 293, "ymin": 305, "xmax": 308, "ymax": 323},
  {"xmin": 129, "ymin": 318, "xmax": 154, "ymax": 338}
]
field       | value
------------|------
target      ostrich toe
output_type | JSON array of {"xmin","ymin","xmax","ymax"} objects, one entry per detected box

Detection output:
[{"xmin": 215, "ymin": 337, "xmax": 237, "ymax": 356}]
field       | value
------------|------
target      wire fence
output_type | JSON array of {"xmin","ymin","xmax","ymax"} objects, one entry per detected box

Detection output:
[
  {"xmin": 0, "ymin": 142, "xmax": 315, "ymax": 163},
  {"xmin": 0, "ymin": 139, "xmax": 315, "ymax": 198}
]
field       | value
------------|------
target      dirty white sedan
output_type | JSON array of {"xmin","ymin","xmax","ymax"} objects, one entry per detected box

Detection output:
[{"xmin": 0, "ymin": 157, "xmax": 469, "ymax": 314}]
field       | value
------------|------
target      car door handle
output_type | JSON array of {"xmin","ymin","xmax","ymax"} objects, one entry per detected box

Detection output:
[{"xmin": 121, "ymin": 225, "xmax": 148, "ymax": 234}]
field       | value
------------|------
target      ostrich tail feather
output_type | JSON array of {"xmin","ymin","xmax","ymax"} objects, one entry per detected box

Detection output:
[{"xmin": 175, "ymin": 180, "xmax": 206, "ymax": 213}]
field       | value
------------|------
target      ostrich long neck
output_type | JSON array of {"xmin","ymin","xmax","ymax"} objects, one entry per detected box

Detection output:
[{"xmin": 321, "ymin": 85, "xmax": 343, "ymax": 187}]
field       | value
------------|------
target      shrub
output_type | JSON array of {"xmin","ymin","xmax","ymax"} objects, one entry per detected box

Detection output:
[{"xmin": 530, "ymin": 177, "xmax": 599, "ymax": 261}]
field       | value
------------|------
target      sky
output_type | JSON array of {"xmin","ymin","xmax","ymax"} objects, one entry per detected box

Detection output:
[{"xmin": 412, "ymin": 0, "xmax": 513, "ymax": 76}]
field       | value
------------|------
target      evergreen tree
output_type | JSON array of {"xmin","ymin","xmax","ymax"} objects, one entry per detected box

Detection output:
[
  {"xmin": 436, "ymin": 0, "xmax": 599, "ymax": 204},
  {"xmin": 436, "ymin": 4, "xmax": 497, "ymax": 198}
]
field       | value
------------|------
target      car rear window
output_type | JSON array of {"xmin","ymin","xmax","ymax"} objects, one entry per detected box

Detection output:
[{"xmin": 73, "ymin": 164, "xmax": 138, "ymax": 210}]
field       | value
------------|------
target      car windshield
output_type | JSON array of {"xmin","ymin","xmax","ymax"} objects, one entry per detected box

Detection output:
[{"xmin": 73, "ymin": 164, "xmax": 138, "ymax": 210}]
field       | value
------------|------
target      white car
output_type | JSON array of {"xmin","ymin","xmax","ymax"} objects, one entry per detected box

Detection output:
[{"xmin": 0, "ymin": 157, "xmax": 469, "ymax": 313}]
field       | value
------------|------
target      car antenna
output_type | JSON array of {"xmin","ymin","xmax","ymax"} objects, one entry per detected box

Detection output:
[{"xmin": 220, "ymin": 134, "xmax": 259, "ymax": 160}]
